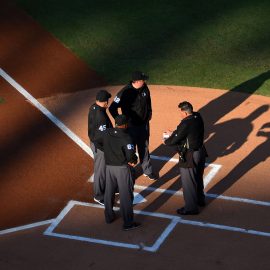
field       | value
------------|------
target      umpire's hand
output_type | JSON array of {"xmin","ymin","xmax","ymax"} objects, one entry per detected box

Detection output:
[{"xmin": 128, "ymin": 162, "xmax": 137, "ymax": 167}]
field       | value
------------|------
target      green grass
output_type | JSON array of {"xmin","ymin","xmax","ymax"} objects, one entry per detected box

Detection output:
[{"xmin": 15, "ymin": 0, "xmax": 270, "ymax": 96}]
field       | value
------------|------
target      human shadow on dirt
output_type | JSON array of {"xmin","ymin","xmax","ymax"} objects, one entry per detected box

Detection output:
[
  {"xmin": 207, "ymin": 122, "xmax": 270, "ymax": 202},
  {"xmin": 205, "ymin": 104, "xmax": 269, "ymax": 163},
  {"xmin": 148, "ymin": 70, "xmax": 270, "ymax": 178},
  {"xmin": 201, "ymin": 70, "xmax": 270, "ymax": 141},
  {"xmin": 139, "ymin": 71, "xmax": 270, "ymax": 213}
]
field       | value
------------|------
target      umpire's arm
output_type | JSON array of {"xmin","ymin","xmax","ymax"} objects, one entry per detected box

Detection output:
[
  {"xmin": 164, "ymin": 123, "xmax": 188, "ymax": 146},
  {"xmin": 123, "ymin": 142, "xmax": 138, "ymax": 165},
  {"xmin": 109, "ymin": 94, "xmax": 121, "ymax": 119}
]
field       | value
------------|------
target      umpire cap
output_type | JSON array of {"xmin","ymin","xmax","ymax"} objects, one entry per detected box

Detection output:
[
  {"xmin": 131, "ymin": 71, "xmax": 149, "ymax": 81},
  {"xmin": 96, "ymin": 90, "xmax": 111, "ymax": 102}
]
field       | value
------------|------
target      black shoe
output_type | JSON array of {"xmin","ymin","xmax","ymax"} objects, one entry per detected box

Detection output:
[
  {"xmin": 176, "ymin": 207, "xmax": 199, "ymax": 215},
  {"xmin": 106, "ymin": 218, "xmax": 115, "ymax": 224},
  {"xmin": 94, "ymin": 197, "xmax": 104, "ymax": 206},
  {"xmin": 123, "ymin": 222, "xmax": 141, "ymax": 231},
  {"xmin": 143, "ymin": 173, "xmax": 158, "ymax": 181}
]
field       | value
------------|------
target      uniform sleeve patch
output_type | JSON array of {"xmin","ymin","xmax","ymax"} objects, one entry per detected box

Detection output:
[
  {"xmin": 127, "ymin": 144, "xmax": 134, "ymax": 150},
  {"xmin": 114, "ymin": 96, "xmax": 120, "ymax": 103}
]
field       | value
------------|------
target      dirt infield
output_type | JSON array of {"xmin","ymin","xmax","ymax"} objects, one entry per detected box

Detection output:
[
  {"xmin": 39, "ymin": 84, "xmax": 270, "ymax": 200},
  {"xmin": 1, "ymin": 1, "xmax": 270, "ymax": 269},
  {"xmin": 0, "ymin": 0, "xmax": 104, "ymax": 230}
]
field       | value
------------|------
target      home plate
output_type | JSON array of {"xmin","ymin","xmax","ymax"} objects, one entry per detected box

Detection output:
[{"xmin": 117, "ymin": 192, "xmax": 147, "ymax": 205}]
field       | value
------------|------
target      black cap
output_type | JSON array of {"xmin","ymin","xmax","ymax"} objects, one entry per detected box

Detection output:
[
  {"xmin": 115, "ymin": 115, "xmax": 128, "ymax": 126},
  {"xmin": 131, "ymin": 71, "xmax": 149, "ymax": 81},
  {"xmin": 96, "ymin": 90, "xmax": 111, "ymax": 102}
]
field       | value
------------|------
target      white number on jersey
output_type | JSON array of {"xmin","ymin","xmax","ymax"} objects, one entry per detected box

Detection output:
[
  {"xmin": 98, "ymin": 125, "xmax": 106, "ymax": 131},
  {"xmin": 127, "ymin": 144, "xmax": 134, "ymax": 150},
  {"xmin": 114, "ymin": 96, "xmax": 120, "ymax": 103}
]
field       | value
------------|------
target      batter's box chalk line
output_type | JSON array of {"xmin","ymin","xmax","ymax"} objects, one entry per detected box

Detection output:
[
  {"xmin": 43, "ymin": 200, "xmax": 270, "ymax": 252},
  {"xmin": 0, "ymin": 220, "xmax": 54, "ymax": 236},
  {"xmin": 89, "ymin": 155, "xmax": 222, "ymax": 189},
  {"xmin": 150, "ymin": 154, "xmax": 222, "ymax": 188},
  {"xmin": 3, "ymin": 67, "xmax": 267, "ymax": 207},
  {"xmin": 2, "ymin": 68, "xmax": 270, "ymax": 243},
  {"xmin": 43, "ymin": 200, "xmax": 178, "ymax": 252}
]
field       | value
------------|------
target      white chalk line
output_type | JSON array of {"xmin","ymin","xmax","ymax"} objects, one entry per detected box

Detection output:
[
  {"xmin": 134, "ymin": 185, "xmax": 270, "ymax": 207},
  {"xmin": 44, "ymin": 200, "xmax": 270, "ymax": 252},
  {"xmin": 44, "ymin": 200, "xmax": 139, "ymax": 250},
  {"xmin": 2, "ymin": 67, "xmax": 270, "ymax": 244},
  {"xmin": 0, "ymin": 219, "xmax": 54, "ymax": 235},
  {"xmin": 89, "ymin": 155, "xmax": 221, "ymax": 204},
  {"xmin": 1, "ymin": 67, "xmax": 267, "ymax": 208},
  {"xmin": 0, "ymin": 68, "xmax": 93, "ymax": 158},
  {"xmin": 46, "ymin": 231, "xmax": 140, "ymax": 249},
  {"xmin": 143, "ymin": 218, "xmax": 179, "ymax": 252},
  {"xmin": 89, "ymin": 156, "xmax": 221, "ymax": 187},
  {"xmin": 150, "ymin": 155, "xmax": 222, "ymax": 188},
  {"xmin": 203, "ymin": 164, "xmax": 222, "ymax": 187},
  {"xmin": 2, "ymin": 68, "xmax": 270, "ymax": 205}
]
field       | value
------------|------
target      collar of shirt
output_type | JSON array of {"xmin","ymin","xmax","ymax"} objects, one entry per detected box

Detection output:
[
  {"xmin": 95, "ymin": 103, "xmax": 107, "ymax": 111},
  {"xmin": 129, "ymin": 81, "xmax": 146, "ymax": 92},
  {"xmin": 114, "ymin": 127, "xmax": 128, "ymax": 134}
]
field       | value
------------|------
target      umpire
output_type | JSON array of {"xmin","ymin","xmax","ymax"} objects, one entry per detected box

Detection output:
[
  {"xmin": 109, "ymin": 71, "xmax": 157, "ymax": 181},
  {"xmin": 103, "ymin": 115, "xmax": 141, "ymax": 231},
  {"xmin": 164, "ymin": 101, "xmax": 207, "ymax": 215},
  {"xmin": 88, "ymin": 90, "xmax": 113, "ymax": 206}
]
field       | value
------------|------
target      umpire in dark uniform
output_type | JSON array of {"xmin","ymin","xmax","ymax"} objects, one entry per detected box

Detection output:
[
  {"xmin": 164, "ymin": 101, "xmax": 207, "ymax": 215},
  {"xmin": 103, "ymin": 115, "xmax": 141, "ymax": 231},
  {"xmin": 109, "ymin": 71, "xmax": 157, "ymax": 181},
  {"xmin": 88, "ymin": 90, "xmax": 113, "ymax": 206}
]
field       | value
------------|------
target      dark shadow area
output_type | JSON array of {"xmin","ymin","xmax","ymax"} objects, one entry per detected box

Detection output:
[
  {"xmin": 139, "ymin": 178, "xmax": 182, "ymax": 214},
  {"xmin": 148, "ymin": 70, "xmax": 270, "ymax": 177},
  {"xmin": 0, "ymin": 79, "xmax": 95, "ymax": 230},
  {"xmin": 205, "ymin": 105, "xmax": 269, "ymax": 163},
  {"xmin": 141, "ymin": 71, "xmax": 270, "ymax": 212},
  {"xmin": 14, "ymin": 0, "xmax": 261, "ymax": 83},
  {"xmin": 207, "ymin": 122, "xmax": 270, "ymax": 202},
  {"xmin": 0, "ymin": 81, "xmax": 98, "ymax": 175},
  {"xmin": 0, "ymin": 1, "xmax": 105, "ymax": 99},
  {"xmin": 1, "ymin": 0, "xmax": 270, "ymax": 227},
  {"xmin": 201, "ymin": 70, "xmax": 270, "ymax": 140}
]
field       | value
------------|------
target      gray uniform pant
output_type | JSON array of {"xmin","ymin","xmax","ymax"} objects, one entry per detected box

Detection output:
[
  {"xmin": 90, "ymin": 143, "xmax": 106, "ymax": 201},
  {"xmin": 128, "ymin": 124, "xmax": 153, "ymax": 175},
  {"xmin": 104, "ymin": 165, "xmax": 134, "ymax": 226},
  {"xmin": 180, "ymin": 148, "xmax": 206, "ymax": 212}
]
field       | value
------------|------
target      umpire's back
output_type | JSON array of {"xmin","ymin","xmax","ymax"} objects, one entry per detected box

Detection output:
[{"xmin": 103, "ymin": 127, "xmax": 137, "ymax": 166}]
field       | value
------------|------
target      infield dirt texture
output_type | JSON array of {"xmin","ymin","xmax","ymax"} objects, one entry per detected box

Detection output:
[{"xmin": 1, "ymin": 1, "xmax": 270, "ymax": 269}]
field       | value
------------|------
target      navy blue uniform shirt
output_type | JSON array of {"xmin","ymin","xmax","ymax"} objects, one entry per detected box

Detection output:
[
  {"xmin": 88, "ymin": 103, "xmax": 113, "ymax": 151},
  {"xmin": 109, "ymin": 82, "xmax": 152, "ymax": 126}
]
